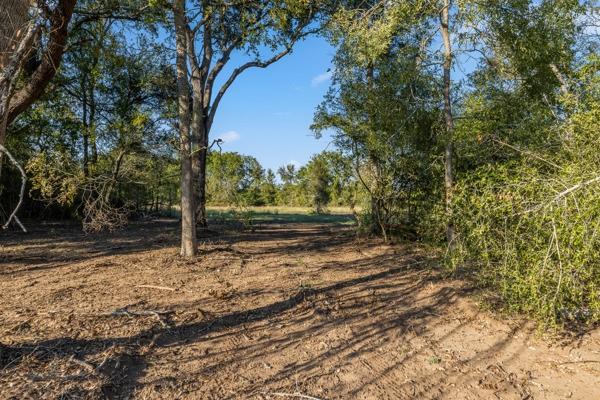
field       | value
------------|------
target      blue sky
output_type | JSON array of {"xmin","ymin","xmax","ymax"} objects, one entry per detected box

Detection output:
[{"xmin": 208, "ymin": 36, "xmax": 337, "ymax": 172}]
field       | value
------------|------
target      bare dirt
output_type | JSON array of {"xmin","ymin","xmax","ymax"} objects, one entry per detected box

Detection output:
[{"xmin": 0, "ymin": 220, "xmax": 599, "ymax": 399}]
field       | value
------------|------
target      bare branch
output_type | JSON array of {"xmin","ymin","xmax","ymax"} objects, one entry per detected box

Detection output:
[
  {"xmin": 0, "ymin": 144, "xmax": 27, "ymax": 232},
  {"xmin": 206, "ymin": 26, "xmax": 319, "ymax": 131}
]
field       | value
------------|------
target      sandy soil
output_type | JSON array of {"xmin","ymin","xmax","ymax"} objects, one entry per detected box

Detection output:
[{"xmin": 0, "ymin": 220, "xmax": 599, "ymax": 399}]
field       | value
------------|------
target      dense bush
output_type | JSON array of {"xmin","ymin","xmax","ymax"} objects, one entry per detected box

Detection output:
[{"xmin": 451, "ymin": 60, "xmax": 600, "ymax": 326}]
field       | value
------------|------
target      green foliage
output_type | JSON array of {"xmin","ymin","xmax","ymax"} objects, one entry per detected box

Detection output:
[
  {"xmin": 313, "ymin": 25, "xmax": 442, "ymax": 240},
  {"xmin": 450, "ymin": 56, "xmax": 600, "ymax": 327},
  {"xmin": 26, "ymin": 151, "xmax": 83, "ymax": 207},
  {"xmin": 206, "ymin": 151, "xmax": 265, "ymax": 206},
  {"xmin": 314, "ymin": 0, "xmax": 599, "ymax": 328},
  {"xmin": 206, "ymin": 150, "xmax": 358, "ymax": 212}
]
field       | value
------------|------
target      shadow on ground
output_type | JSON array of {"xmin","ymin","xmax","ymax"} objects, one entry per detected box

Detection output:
[{"xmin": 1, "ymin": 219, "xmax": 590, "ymax": 400}]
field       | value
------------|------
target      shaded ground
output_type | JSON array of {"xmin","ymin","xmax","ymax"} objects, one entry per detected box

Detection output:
[{"xmin": 0, "ymin": 217, "xmax": 599, "ymax": 399}]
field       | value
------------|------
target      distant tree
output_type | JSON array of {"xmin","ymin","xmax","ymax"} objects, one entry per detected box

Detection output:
[
  {"xmin": 277, "ymin": 164, "xmax": 299, "ymax": 186},
  {"xmin": 304, "ymin": 155, "xmax": 332, "ymax": 213},
  {"xmin": 260, "ymin": 169, "xmax": 279, "ymax": 206},
  {"xmin": 206, "ymin": 152, "xmax": 266, "ymax": 206}
]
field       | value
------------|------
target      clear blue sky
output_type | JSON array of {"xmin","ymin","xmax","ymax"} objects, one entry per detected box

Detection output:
[{"xmin": 208, "ymin": 37, "xmax": 337, "ymax": 172}]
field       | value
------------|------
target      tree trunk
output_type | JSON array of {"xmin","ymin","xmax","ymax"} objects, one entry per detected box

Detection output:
[
  {"xmin": 0, "ymin": 0, "xmax": 30, "ymax": 69},
  {"xmin": 190, "ymin": 71, "xmax": 208, "ymax": 227},
  {"xmin": 440, "ymin": 0, "xmax": 455, "ymax": 247},
  {"xmin": 89, "ymin": 79, "xmax": 97, "ymax": 165},
  {"xmin": 0, "ymin": 0, "xmax": 76, "ymax": 178},
  {"xmin": 196, "ymin": 128, "xmax": 208, "ymax": 227},
  {"xmin": 0, "ymin": 0, "xmax": 32, "ymax": 179},
  {"xmin": 81, "ymin": 77, "xmax": 90, "ymax": 177},
  {"xmin": 6, "ymin": 0, "xmax": 77, "ymax": 125},
  {"xmin": 174, "ymin": 0, "xmax": 197, "ymax": 257}
]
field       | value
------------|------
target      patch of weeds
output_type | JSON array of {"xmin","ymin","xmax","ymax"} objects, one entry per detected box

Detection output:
[{"xmin": 428, "ymin": 356, "xmax": 441, "ymax": 365}]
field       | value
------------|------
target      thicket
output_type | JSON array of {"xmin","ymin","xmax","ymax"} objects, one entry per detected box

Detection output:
[
  {"xmin": 311, "ymin": 0, "xmax": 600, "ymax": 327},
  {"xmin": 451, "ymin": 58, "xmax": 600, "ymax": 326}
]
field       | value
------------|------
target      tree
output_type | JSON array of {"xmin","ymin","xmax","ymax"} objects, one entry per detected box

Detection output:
[
  {"xmin": 3, "ymin": 0, "xmax": 77, "ymax": 128},
  {"xmin": 0, "ymin": 0, "xmax": 31, "ymax": 68},
  {"xmin": 440, "ymin": 0, "xmax": 455, "ymax": 246},
  {"xmin": 179, "ymin": 0, "xmax": 327, "ymax": 226},
  {"xmin": 1, "ymin": 0, "xmax": 77, "ymax": 231},
  {"xmin": 173, "ymin": 0, "xmax": 196, "ymax": 257},
  {"xmin": 305, "ymin": 154, "xmax": 332, "ymax": 213},
  {"xmin": 314, "ymin": 2, "xmax": 440, "ymax": 240},
  {"xmin": 260, "ymin": 169, "xmax": 279, "ymax": 206}
]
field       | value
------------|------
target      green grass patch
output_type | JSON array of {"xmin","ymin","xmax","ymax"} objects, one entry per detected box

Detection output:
[{"xmin": 207, "ymin": 206, "xmax": 356, "ymax": 225}]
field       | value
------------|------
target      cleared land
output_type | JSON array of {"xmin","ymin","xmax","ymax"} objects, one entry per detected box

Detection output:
[{"xmin": 0, "ymin": 211, "xmax": 599, "ymax": 399}]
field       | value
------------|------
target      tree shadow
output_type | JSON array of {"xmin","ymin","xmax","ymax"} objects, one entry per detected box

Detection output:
[
  {"xmin": 0, "ymin": 221, "xmax": 567, "ymax": 400},
  {"xmin": 0, "ymin": 250, "xmax": 536, "ymax": 400},
  {"xmin": 0, "ymin": 218, "xmax": 357, "ymax": 276}
]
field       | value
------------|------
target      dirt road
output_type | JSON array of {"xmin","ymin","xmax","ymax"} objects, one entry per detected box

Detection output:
[{"xmin": 1, "ymin": 221, "xmax": 599, "ymax": 399}]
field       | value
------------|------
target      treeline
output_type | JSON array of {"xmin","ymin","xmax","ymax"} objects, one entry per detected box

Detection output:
[{"xmin": 206, "ymin": 151, "xmax": 358, "ymax": 211}]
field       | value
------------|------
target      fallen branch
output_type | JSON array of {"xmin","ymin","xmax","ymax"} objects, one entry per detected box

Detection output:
[
  {"xmin": 135, "ymin": 285, "xmax": 176, "ymax": 292},
  {"xmin": 268, "ymin": 393, "xmax": 325, "ymax": 400},
  {"xmin": 68, "ymin": 355, "xmax": 96, "ymax": 373},
  {"xmin": 550, "ymin": 175, "xmax": 600, "ymax": 203},
  {"xmin": 0, "ymin": 144, "xmax": 27, "ymax": 232},
  {"xmin": 111, "ymin": 307, "xmax": 173, "ymax": 328},
  {"xmin": 491, "ymin": 138, "xmax": 561, "ymax": 170}
]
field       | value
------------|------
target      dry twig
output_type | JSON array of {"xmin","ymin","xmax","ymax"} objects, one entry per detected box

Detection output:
[
  {"xmin": 135, "ymin": 285, "xmax": 176, "ymax": 292},
  {"xmin": 268, "ymin": 393, "xmax": 325, "ymax": 400}
]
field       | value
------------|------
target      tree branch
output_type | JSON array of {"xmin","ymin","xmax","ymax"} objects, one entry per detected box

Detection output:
[
  {"xmin": 206, "ymin": 26, "xmax": 318, "ymax": 131},
  {"xmin": 0, "ymin": 144, "xmax": 27, "ymax": 232},
  {"xmin": 7, "ymin": 0, "xmax": 77, "ymax": 125}
]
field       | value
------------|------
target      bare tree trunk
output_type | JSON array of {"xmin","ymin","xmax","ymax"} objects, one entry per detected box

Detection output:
[
  {"xmin": 174, "ymin": 0, "xmax": 197, "ymax": 257},
  {"xmin": 189, "ymin": 70, "xmax": 208, "ymax": 227},
  {"xmin": 0, "ymin": 0, "xmax": 33, "ymax": 178},
  {"xmin": 6, "ymin": 0, "xmax": 77, "ymax": 125},
  {"xmin": 440, "ymin": 0, "xmax": 455, "ymax": 247},
  {"xmin": 89, "ymin": 79, "xmax": 97, "ymax": 165},
  {"xmin": 81, "ymin": 76, "xmax": 90, "ymax": 177},
  {"xmin": 196, "ymin": 128, "xmax": 208, "ymax": 227},
  {"xmin": 0, "ymin": 0, "xmax": 30, "ymax": 68}
]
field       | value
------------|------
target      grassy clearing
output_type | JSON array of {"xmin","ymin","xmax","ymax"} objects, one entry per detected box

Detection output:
[{"xmin": 206, "ymin": 206, "xmax": 357, "ymax": 225}]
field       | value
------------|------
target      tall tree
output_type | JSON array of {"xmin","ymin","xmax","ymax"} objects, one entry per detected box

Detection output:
[
  {"xmin": 3, "ymin": 0, "xmax": 77, "ymax": 127},
  {"xmin": 440, "ymin": 0, "xmax": 455, "ymax": 246},
  {"xmin": 173, "ymin": 0, "xmax": 197, "ymax": 257},
  {"xmin": 180, "ymin": 0, "xmax": 326, "ymax": 226},
  {"xmin": 0, "ymin": 0, "xmax": 77, "ymax": 230}
]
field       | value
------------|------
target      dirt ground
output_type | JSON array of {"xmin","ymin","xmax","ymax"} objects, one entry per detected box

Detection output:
[{"xmin": 0, "ymin": 220, "xmax": 599, "ymax": 400}]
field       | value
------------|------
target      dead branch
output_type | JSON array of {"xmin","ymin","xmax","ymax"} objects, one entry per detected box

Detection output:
[
  {"xmin": 550, "ymin": 176, "xmax": 600, "ymax": 203},
  {"xmin": 0, "ymin": 143, "xmax": 27, "ymax": 232},
  {"xmin": 68, "ymin": 355, "xmax": 96, "ymax": 373},
  {"xmin": 135, "ymin": 285, "xmax": 176, "ymax": 292},
  {"xmin": 268, "ymin": 393, "xmax": 324, "ymax": 400},
  {"xmin": 110, "ymin": 307, "xmax": 173, "ymax": 328}
]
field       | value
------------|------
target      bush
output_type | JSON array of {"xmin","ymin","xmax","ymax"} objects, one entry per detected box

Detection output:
[{"xmin": 451, "ymin": 89, "xmax": 600, "ymax": 327}]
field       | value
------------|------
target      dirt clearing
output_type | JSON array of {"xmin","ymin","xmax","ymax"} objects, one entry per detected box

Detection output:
[{"xmin": 1, "ymin": 220, "xmax": 599, "ymax": 399}]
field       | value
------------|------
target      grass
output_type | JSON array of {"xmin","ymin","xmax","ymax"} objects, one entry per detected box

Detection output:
[{"xmin": 206, "ymin": 206, "xmax": 356, "ymax": 225}]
